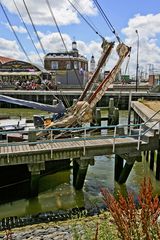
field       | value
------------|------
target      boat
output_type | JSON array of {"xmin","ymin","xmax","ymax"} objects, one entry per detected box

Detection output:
[
  {"xmin": 0, "ymin": 117, "xmax": 27, "ymax": 141},
  {"xmin": 0, "ymin": 40, "xmax": 131, "ymax": 139}
]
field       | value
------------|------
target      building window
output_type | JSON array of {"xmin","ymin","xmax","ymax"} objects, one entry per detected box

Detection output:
[
  {"xmin": 85, "ymin": 63, "xmax": 87, "ymax": 71},
  {"xmin": 66, "ymin": 61, "xmax": 71, "ymax": 70},
  {"xmin": 74, "ymin": 61, "xmax": 78, "ymax": 69},
  {"xmin": 51, "ymin": 61, "xmax": 58, "ymax": 70}
]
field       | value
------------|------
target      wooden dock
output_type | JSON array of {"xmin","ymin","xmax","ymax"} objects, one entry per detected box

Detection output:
[
  {"xmin": 0, "ymin": 99, "xmax": 159, "ymax": 193},
  {"xmin": 0, "ymin": 136, "xmax": 142, "ymax": 166}
]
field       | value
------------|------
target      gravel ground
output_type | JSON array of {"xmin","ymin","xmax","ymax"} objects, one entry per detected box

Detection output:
[{"xmin": 0, "ymin": 214, "xmax": 110, "ymax": 240}]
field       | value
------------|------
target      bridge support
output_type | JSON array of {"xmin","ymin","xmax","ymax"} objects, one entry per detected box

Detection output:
[
  {"xmin": 149, "ymin": 150, "xmax": 155, "ymax": 171},
  {"xmin": 118, "ymin": 162, "xmax": 134, "ymax": 184},
  {"xmin": 114, "ymin": 154, "xmax": 124, "ymax": 181},
  {"xmin": 115, "ymin": 152, "xmax": 141, "ymax": 184},
  {"xmin": 156, "ymin": 150, "xmax": 160, "ymax": 180},
  {"xmin": 28, "ymin": 162, "xmax": 45, "ymax": 197},
  {"xmin": 145, "ymin": 151, "xmax": 149, "ymax": 162},
  {"xmin": 73, "ymin": 157, "xmax": 94, "ymax": 190},
  {"xmin": 30, "ymin": 173, "xmax": 40, "ymax": 197}
]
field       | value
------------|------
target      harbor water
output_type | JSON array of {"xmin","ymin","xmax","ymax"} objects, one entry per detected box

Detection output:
[{"xmin": 0, "ymin": 109, "xmax": 160, "ymax": 220}]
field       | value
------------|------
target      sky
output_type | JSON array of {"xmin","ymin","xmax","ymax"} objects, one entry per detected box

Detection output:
[{"xmin": 0, "ymin": 0, "xmax": 160, "ymax": 78}]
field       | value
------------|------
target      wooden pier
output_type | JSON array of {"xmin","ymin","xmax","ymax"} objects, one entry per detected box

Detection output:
[{"xmin": 0, "ymin": 99, "xmax": 159, "ymax": 196}]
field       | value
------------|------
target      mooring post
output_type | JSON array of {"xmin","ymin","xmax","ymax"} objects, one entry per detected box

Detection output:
[
  {"xmin": 28, "ymin": 162, "xmax": 45, "ymax": 197},
  {"xmin": 108, "ymin": 98, "xmax": 114, "ymax": 125},
  {"xmin": 53, "ymin": 99, "xmax": 57, "ymax": 105},
  {"xmin": 156, "ymin": 150, "xmax": 160, "ymax": 180},
  {"xmin": 73, "ymin": 157, "xmax": 94, "ymax": 190},
  {"xmin": 28, "ymin": 127, "xmax": 37, "ymax": 143},
  {"xmin": 114, "ymin": 154, "xmax": 124, "ymax": 182},
  {"xmin": 127, "ymin": 91, "xmax": 132, "ymax": 134},
  {"xmin": 96, "ymin": 108, "xmax": 101, "ymax": 126},
  {"xmin": 145, "ymin": 151, "xmax": 149, "ymax": 162},
  {"xmin": 150, "ymin": 150, "xmax": 155, "ymax": 171},
  {"xmin": 118, "ymin": 162, "xmax": 134, "ymax": 184},
  {"xmin": 73, "ymin": 159, "xmax": 79, "ymax": 187},
  {"xmin": 30, "ymin": 173, "xmax": 40, "ymax": 197}
]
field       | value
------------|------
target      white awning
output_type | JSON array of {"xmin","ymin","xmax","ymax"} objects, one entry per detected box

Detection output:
[{"xmin": 0, "ymin": 71, "xmax": 42, "ymax": 76}]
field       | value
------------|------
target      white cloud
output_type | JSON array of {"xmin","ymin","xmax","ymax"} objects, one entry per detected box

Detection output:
[
  {"xmin": 1, "ymin": 0, "xmax": 97, "ymax": 26},
  {"xmin": 1, "ymin": 2, "xmax": 160, "ymax": 79},
  {"xmin": 122, "ymin": 13, "xmax": 160, "ymax": 76},
  {"xmin": 2, "ymin": 22, "xmax": 27, "ymax": 33},
  {"xmin": 0, "ymin": 37, "xmax": 23, "ymax": 59}
]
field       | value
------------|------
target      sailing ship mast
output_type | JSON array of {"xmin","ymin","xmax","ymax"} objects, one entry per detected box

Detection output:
[{"xmin": 46, "ymin": 41, "xmax": 131, "ymax": 129}]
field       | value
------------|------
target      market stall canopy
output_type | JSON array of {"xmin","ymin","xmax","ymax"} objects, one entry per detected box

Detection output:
[{"xmin": 0, "ymin": 71, "xmax": 42, "ymax": 76}]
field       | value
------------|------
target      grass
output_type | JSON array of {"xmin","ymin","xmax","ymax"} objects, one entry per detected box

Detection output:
[{"xmin": 0, "ymin": 108, "xmax": 49, "ymax": 119}]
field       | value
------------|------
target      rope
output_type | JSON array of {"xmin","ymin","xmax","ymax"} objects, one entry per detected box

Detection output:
[
  {"xmin": 116, "ymin": 50, "xmax": 131, "ymax": 108},
  {"xmin": 0, "ymin": 2, "xmax": 31, "ymax": 63},
  {"xmin": 13, "ymin": 0, "xmax": 44, "ymax": 65},
  {"xmin": 93, "ymin": 0, "xmax": 121, "ymax": 43},
  {"xmin": 46, "ymin": 0, "xmax": 84, "ymax": 91},
  {"xmin": 22, "ymin": 0, "xmax": 46, "ymax": 55},
  {"xmin": 68, "ymin": 0, "xmax": 104, "ymax": 40}
]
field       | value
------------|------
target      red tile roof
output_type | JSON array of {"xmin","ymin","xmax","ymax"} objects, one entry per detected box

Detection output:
[{"xmin": 0, "ymin": 56, "xmax": 15, "ymax": 64}]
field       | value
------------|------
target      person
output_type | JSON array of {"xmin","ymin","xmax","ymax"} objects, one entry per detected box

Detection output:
[{"xmin": 79, "ymin": 67, "xmax": 84, "ymax": 75}]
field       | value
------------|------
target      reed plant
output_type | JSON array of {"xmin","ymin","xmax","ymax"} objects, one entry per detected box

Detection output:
[{"xmin": 101, "ymin": 177, "xmax": 160, "ymax": 240}]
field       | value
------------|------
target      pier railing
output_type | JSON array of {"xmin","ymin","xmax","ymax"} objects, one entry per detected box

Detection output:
[{"xmin": 0, "ymin": 115, "xmax": 159, "ymax": 159}]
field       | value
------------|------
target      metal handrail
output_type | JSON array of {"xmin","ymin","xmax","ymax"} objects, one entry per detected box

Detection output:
[
  {"xmin": 136, "ymin": 119, "xmax": 160, "ymax": 150},
  {"xmin": 0, "ymin": 119, "xmax": 159, "ymax": 158},
  {"xmin": 143, "ymin": 109, "xmax": 160, "ymax": 124}
]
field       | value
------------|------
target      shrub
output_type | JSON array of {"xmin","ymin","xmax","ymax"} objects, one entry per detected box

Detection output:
[{"xmin": 101, "ymin": 177, "xmax": 160, "ymax": 240}]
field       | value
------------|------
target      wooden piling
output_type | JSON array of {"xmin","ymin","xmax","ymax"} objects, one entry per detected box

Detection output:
[
  {"xmin": 156, "ymin": 150, "xmax": 160, "ymax": 180},
  {"xmin": 30, "ymin": 173, "xmax": 40, "ymax": 197},
  {"xmin": 149, "ymin": 150, "xmax": 154, "ymax": 171},
  {"xmin": 118, "ymin": 162, "xmax": 134, "ymax": 184},
  {"xmin": 96, "ymin": 108, "xmax": 101, "ymax": 126},
  {"xmin": 73, "ymin": 158, "xmax": 89, "ymax": 190},
  {"xmin": 146, "ymin": 151, "xmax": 149, "ymax": 162},
  {"xmin": 114, "ymin": 154, "xmax": 124, "ymax": 182},
  {"xmin": 73, "ymin": 159, "xmax": 79, "ymax": 187}
]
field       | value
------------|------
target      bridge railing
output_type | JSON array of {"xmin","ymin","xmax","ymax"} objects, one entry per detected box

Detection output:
[{"xmin": 0, "ymin": 117, "xmax": 159, "ymax": 158}]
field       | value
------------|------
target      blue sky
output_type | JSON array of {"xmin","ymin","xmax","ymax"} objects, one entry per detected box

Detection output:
[{"xmin": 1, "ymin": 0, "xmax": 160, "ymax": 77}]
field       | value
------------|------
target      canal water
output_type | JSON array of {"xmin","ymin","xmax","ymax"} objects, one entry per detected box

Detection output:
[{"xmin": 0, "ymin": 109, "xmax": 160, "ymax": 220}]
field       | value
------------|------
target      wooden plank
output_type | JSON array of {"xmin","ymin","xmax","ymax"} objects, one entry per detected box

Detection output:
[
  {"xmin": 18, "ymin": 145, "xmax": 24, "ymax": 153},
  {"xmin": 25, "ymin": 144, "xmax": 30, "ymax": 151}
]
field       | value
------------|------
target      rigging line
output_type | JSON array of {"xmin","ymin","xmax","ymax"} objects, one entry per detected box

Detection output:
[
  {"xmin": 22, "ymin": 0, "xmax": 46, "ymax": 55},
  {"xmin": 73, "ymin": 0, "xmax": 104, "ymax": 39},
  {"xmin": 13, "ymin": 0, "xmax": 44, "ymax": 65},
  {"xmin": 45, "ymin": 0, "xmax": 84, "ymax": 94},
  {"xmin": 45, "ymin": 0, "xmax": 73, "ymax": 107},
  {"xmin": 93, "ymin": 0, "xmax": 121, "ymax": 43},
  {"xmin": 67, "ymin": 0, "xmax": 104, "ymax": 40},
  {"xmin": 0, "ymin": 1, "xmax": 31, "ymax": 62},
  {"xmin": 116, "ymin": 50, "xmax": 131, "ymax": 108},
  {"xmin": 45, "ymin": 0, "xmax": 68, "ymax": 56}
]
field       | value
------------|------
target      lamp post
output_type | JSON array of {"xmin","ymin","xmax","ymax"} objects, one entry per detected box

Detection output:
[{"xmin": 135, "ymin": 30, "xmax": 139, "ymax": 92}]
